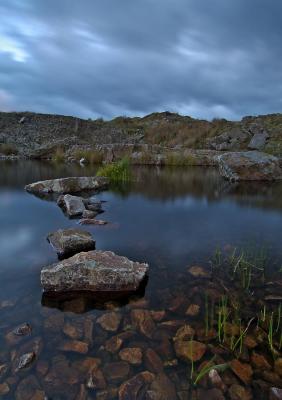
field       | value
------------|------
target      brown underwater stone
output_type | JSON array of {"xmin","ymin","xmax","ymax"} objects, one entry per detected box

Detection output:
[{"xmin": 119, "ymin": 371, "xmax": 155, "ymax": 400}]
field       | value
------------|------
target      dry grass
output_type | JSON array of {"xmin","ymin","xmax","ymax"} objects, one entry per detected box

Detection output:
[
  {"xmin": 73, "ymin": 149, "xmax": 104, "ymax": 164},
  {"xmin": 0, "ymin": 143, "xmax": 18, "ymax": 155},
  {"xmin": 52, "ymin": 147, "xmax": 65, "ymax": 163}
]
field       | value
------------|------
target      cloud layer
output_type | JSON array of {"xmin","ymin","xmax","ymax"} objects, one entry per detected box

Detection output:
[{"xmin": 1, "ymin": 0, "xmax": 282, "ymax": 120}]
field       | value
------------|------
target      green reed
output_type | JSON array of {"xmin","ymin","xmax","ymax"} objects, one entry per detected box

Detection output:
[
  {"xmin": 230, "ymin": 317, "xmax": 255, "ymax": 353},
  {"xmin": 205, "ymin": 293, "xmax": 209, "ymax": 336},
  {"xmin": 268, "ymin": 312, "xmax": 274, "ymax": 352},
  {"xmin": 275, "ymin": 303, "xmax": 281, "ymax": 333},
  {"xmin": 217, "ymin": 296, "xmax": 228, "ymax": 343}
]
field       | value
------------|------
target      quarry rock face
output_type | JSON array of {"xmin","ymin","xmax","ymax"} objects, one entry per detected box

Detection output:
[
  {"xmin": 41, "ymin": 250, "xmax": 149, "ymax": 294},
  {"xmin": 217, "ymin": 151, "xmax": 282, "ymax": 181},
  {"xmin": 25, "ymin": 176, "xmax": 108, "ymax": 194}
]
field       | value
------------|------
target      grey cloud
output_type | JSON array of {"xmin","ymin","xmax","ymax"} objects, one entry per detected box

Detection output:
[{"xmin": 0, "ymin": 0, "xmax": 282, "ymax": 120}]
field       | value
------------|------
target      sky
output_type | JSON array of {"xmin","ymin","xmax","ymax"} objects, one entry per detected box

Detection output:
[{"xmin": 0, "ymin": 0, "xmax": 282, "ymax": 121}]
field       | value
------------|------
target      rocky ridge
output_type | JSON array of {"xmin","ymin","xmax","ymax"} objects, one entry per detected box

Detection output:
[{"xmin": 1, "ymin": 111, "xmax": 282, "ymax": 162}]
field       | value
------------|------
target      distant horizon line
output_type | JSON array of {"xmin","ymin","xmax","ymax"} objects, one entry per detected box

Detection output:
[{"xmin": 1, "ymin": 109, "xmax": 281, "ymax": 124}]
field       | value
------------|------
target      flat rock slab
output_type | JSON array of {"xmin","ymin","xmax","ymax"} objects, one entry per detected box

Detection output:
[
  {"xmin": 41, "ymin": 250, "xmax": 149, "ymax": 294},
  {"xmin": 47, "ymin": 228, "xmax": 95, "ymax": 259},
  {"xmin": 25, "ymin": 176, "xmax": 108, "ymax": 194},
  {"xmin": 217, "ymin": 151, "xmax": 282, "ymax": 181}
]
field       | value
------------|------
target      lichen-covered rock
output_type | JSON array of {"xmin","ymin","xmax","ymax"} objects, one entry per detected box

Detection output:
[
  {"xmin": 218, "ymin": 151, "xmax": 282, "ymax": 181},
  {"xmin": 41, "ymin": 250, "xmax": 149, "ymax": 294},
  {"xmin": 25, "ymin": 176, "xmax": 108, "ymax": 194},
  {"xmin": 248, "ymin": 132, "xmax": 269, "ymax": 150},
  {"xmin": 47, "ymin": 228, "xmax": 95, "ymax": 259},
  {"xmin": 207, "ymin": 128, "xmax": 251, "ymax": 151},
  {"xmin": 57, "ymin": 194, "xmax": 86, "ymax": 217}
]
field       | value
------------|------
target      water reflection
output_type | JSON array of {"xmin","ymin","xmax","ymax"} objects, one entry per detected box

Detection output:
[{"xmin": 1, "ymin": 161, "xmax": 282, "ymax": 398}]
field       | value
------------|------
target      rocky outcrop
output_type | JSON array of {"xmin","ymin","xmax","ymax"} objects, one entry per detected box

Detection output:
[
  {"xmin": 2, "ymin": 111, "xmax": 282, "ymax": 161},
  {"xmin": 41, "ymin": 250, "xmax": 149, "ymax": 294},
  {"xmin": 47, "ymin": 228, "xmax": 95, "ymax": 259},
  {"xmin": 217, "ymin": 151, "xmax": 282, "ymax": 181},
  {"xmin": 207, "ymin": 128, "xmax": 251, "ymax": 151},
  {"xmin": 248, "ymin": 132, "xmax": 269, "ymax": 150},
  {"xmin": 25, "ymin": 176, "xmax": 108, "ymax": 194}
]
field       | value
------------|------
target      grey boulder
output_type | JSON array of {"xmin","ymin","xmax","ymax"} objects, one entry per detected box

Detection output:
[
  {"xmin": 217, "ymin": 151, "xmax": 282, "ymax": 181},
  {"xmin": 57, "ymin": 194, "xmax": 86, "ymax": 217},
  {"xmin": 25, "ymin": 176, "xmax": 108, "ymax": 194},
  {"xmin": 248, "ymin": 132, "xmax": 269, "ymax": 150},
  {"xmin": 41, "ymin": 250, "xmax": 149, "ymax": 294},
  {"xmin": 47, "ymin": 228, "xmax": 95, "ymax": 259}
]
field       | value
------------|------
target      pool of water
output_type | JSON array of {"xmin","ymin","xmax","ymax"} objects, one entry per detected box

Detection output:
[{"xmin": 0, "ymin": 161, "xmax": 282, "ymax": 399}]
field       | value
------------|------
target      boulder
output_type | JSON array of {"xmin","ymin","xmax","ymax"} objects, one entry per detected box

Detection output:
[
  {"xmin": 57, "ymin": 194, "xmax": 86, "ymax": 217},
  {"xmin": 207, "ymin": 128, "xmax": 250, "ymax": 151},
  {"xmin": 47, "ymin": 228, "xmax": 95, "ymax": 259},
  {"xmin": 248, "ymin": 132, "xmax": 269, "ymax": 150},
  {"xmin": 25, "ymin": 176, "xmax": 108, "ymax": 194},
  {"xmin": 217, "ymin": 151, "xmax": 282, "ymax": 181},
  {"xmin": 41, "ymin": 250, "xmax": 149, "ymax": 294}
]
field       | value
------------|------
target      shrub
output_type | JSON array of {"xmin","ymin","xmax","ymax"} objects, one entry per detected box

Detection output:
[
  {"xmin": 52, "ymin": 147, "xmax": 65, "ymax": 163},
  {"xmin": 96, "ymin": 158, "xmax": 131, "ymax": 183},
  {"xmin": 0, "ymin": 143, "xmax": 18, "ymax": 155}
]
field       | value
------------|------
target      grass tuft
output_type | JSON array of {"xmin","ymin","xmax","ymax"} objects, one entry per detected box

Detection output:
[{"xmin": 96, "ymin": 157, "xmax": 131, "ymax": 183}]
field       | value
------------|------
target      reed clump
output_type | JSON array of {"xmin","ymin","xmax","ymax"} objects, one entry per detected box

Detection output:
[{"xmin": 96, "ymin": 157, "xmax": 131, "ymax": 183}]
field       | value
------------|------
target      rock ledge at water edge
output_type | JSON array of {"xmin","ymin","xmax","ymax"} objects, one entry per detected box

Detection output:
[{"xmin": 25, "ymin": 176, "xmax": 108, "ymax": 194}]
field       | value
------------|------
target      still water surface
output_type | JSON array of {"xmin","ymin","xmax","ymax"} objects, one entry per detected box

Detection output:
[{"xmin": 0, "ymin": 161, "xmax": 282, "ymax": 398}]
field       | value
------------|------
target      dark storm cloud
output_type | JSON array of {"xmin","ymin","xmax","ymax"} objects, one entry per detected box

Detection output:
[{"xmin": 0, "ymin": 0, "xmax": 282, "ymax": 120}]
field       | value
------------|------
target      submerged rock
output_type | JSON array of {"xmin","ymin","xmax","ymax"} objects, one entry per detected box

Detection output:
[
  {"xmin": 230, "ymin": 359, "xmax": 253, "ymax": 385},
  {"xmin": 119, "ymin": 347, "xmax": 143, "ymax": 365},
  {"xmin": 25, "ymin": 176, "xmax": 108, "ymax": 194},
  {"xmin": 174, "ymin": 339, "xmax": 206, "ymax": 362},
  {"xmin": 13, "ymin": 322, "xmax": 32, "ymax": 336},
  {"xmin": 0, "ymin": 383, "xmax": 10, "ymax": 396},
  {"xmin": 41, "ymin": 250, "xmax": 149, "ymax": 294},
  {"xmin": 58, "ymin": 340, "xmax": 89, "ymax": 354},
  {"xmin": 47, "ymin": 228, "xmax": 95, "ymax": 259},
  {"xmin": 217, "ymin": 151, "xmax": 282, "ymax": 181},
  {"xmin": 228, "ymin": 384, "xmax": 252, "ymax": 400},
  {"xmin": 270, "ymin": 387, "xmax": 282, "ymax": 400},
  {"xmin": 118, "ymin": 371, "xmax": 155, "ymax": 400},
  {"xmin": 79, "ymin": 218, "xmax": 108, "ymax": 225},
  {"xmin": 82, "ymin": 209, "xmax": 98, "ymax": 219},
  {"xmin": 131, "ymin": 309, "xmax": 156, "ymax": 339},
  {"xmin": 57, "ymin": 194, "xmax": 86, "ymax": 217},
  {"xmin": 97, "ymin": 312, "xmax": 122, "ymax": 332},
  {"xmin": 16, "ymin": 352, "xmax": 36, "ymax": 370}
]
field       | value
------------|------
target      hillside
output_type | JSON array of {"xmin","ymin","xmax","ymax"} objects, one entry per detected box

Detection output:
[{"xmin": 0, "ymin": 111, "xmax": 282, "ymax": 163}]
